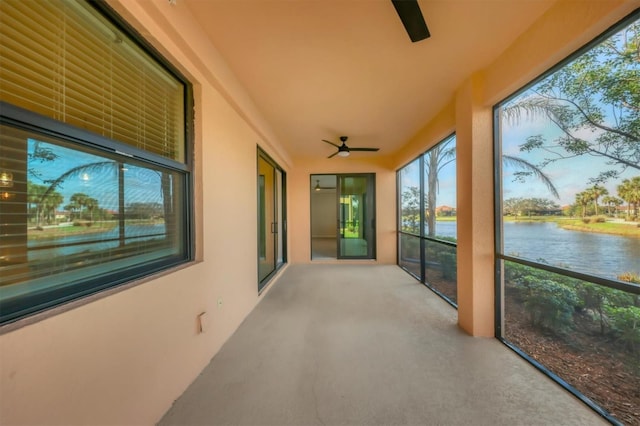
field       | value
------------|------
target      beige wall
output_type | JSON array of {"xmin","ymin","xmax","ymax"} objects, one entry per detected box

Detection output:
[
  {"xmin": 0, "ymin": 1, "xmax": 290, "ymax": 425},
  {"xmin": 1, "ymin": 0, "xmax": 637, "ymax": 424},
  {"xmin": 311, "ymin": 191, "xmax": 337, "ymax": 238},
  {"xmin": 289, "ymin": 156, "xmax": 397, "ymax": 264}
]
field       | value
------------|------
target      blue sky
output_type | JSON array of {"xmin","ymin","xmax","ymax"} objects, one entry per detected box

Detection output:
[
  {"xmin": 501, "ymin": 104, "xmax": 636, "ymax": 207},
  {"xmin": 29, "ymin": 139, "xmax": 164, "ymax": 212}
]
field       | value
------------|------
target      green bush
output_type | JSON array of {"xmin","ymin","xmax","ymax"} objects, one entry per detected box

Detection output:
[
  {"xmin": 605, "ymin": 306, "xmax": 640, "ymax": 353},
  {"xmin": 520, "ymin": 276, "xmax": 579, "ymax": 331},
  {"xmin": 438, "ymin": 251, "xmax": 457, "ymax": 280}
]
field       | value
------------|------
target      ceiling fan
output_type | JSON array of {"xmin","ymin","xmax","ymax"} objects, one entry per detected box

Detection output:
[
  {"xmin": 313, "ymin": 179, "xmax": 335, "ymax": 191},
  {"xmin": 391, "ymin": 0, "xmax": 430, "ymax": 43},
  {"xmin": 322, "ymin": 136, "xmax": 380, "ymax": 159}
]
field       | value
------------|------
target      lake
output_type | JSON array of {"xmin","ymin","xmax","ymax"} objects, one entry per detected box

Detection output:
[
  {"xmin": 434, "ymin": 221, "xmax": 639, "ymax": 279},
  {"xmin": 28, "ymin": 224, "xmax": 166, "ymax": 261}
]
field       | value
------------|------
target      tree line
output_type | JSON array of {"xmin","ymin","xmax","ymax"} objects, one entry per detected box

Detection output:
[
  {"xmin": 27, "ymin": 182, "xmax": 163, "ymax": 227},
  {"xmin": 504, "ymin": 176, "xmax": 640, "ymax": 219}
]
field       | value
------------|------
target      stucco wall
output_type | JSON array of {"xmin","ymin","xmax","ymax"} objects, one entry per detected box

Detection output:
[
  {"xmin": 0, "ymin": 1, "xmax": 291, "ymax": 424},
  {"xmin": 0, "ymin": 0, "xmax": 637, "ymax": 424}
]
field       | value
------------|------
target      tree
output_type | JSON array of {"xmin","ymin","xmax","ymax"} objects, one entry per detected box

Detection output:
[
  {"xmin": 601, "ymin": 195, "xmax": 623, "ymax": 216},
  {"xmin": 27, "ymin": 182, "xmax": 47, "ymax": 227},
  {"xmin": 502, "ymin": 19, "xmax": 640, "ymax": 185},
  {"xmin": 69, "ymin": 193, "xmax": 89, "ymax": 220},
  {"xmin": 503, "ymin": 197, "xmax": 559, "ymax": 217},
  {"xmin": 503, "ymin": 197, "xmax": 523, "ymax": 217},
  {"xmin": 41, "ymin": 191, "xmax": 64, "ymax": 224},
  {"xmin": 618, "ymin": 176, "xmax": 640, "ymax": 219},
  {"xmin": 424, "ymin": 138, "xmax": 455, "ymax": 237},
  {"xmin": 584, "ymin": 184, "xmax": 608, "ymax": 216},
  {"xmin": 401, "ymin": 186, "xmax": 420, "ymax": 233},
  {"xmin": 575, "ymin": 191, "xmax": 591, "ymax": 218},
  {"xmin": 84, "ymin": 197, "xmax": 99, "ymax": 223},
  {"xmin": 27, "ymin": 182, "xmax": 63, "ymax": 228}
]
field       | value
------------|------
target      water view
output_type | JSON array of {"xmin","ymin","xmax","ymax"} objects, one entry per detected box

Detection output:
[{"xmin": 434, "ymin": 220, "xmax": 639, "ymax": 278}]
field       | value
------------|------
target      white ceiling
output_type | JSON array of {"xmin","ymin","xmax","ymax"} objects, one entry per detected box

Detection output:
[{"xmin": 185, "ymin": 0, "xmax": 556, "ymax": 161}]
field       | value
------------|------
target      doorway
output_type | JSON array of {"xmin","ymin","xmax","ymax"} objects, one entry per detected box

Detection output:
[
  {"xmin": 310, "ymin": 173, "xmax": 376, "ymax": 260},
  {"xmin": 258, "ymin": 149, "xmax": 286, "ymax": 291}
]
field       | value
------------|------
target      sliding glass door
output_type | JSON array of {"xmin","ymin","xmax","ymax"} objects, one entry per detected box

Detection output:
[
  {"xmin": 258, "ymin": 149, "xmax": 286, "ymax": 290},
  {"xmin": 311, "ymin": 173, "xmax": 375, "ymax": 260},
  {"xmin": 338, "ymin": 175, "xmax": 375, "ymax": 259}
]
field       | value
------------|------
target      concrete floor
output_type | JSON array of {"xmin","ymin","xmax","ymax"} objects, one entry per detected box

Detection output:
[{"xmin": 159, "ymin": 264, "xmax": 606, "ymax": 426}]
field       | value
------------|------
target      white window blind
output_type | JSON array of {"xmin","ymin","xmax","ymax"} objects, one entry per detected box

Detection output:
[{"xmin": 0, "ymin": 0, "xmax": 185, "ymax": 162}]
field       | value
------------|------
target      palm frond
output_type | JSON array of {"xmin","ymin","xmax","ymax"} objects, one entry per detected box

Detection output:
[
  {"xmin": 503, "ymin": 154, "xmax": 560, "ymax": 199},
  {"xmin": 501, "ymin": 95, "xmax": 562, "ymax": 125},
  {"xmin": 41, "ymin": 161, "xmax": 118, "ymax": 201}
]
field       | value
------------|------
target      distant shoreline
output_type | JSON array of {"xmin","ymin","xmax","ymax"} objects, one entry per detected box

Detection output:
[
  {"xmin": 27, "ymin": 220, "xmax": 163, "ymax": 240},
  {"xmin": 437, "ymin": 216, "xmax": 640, "ymax": 238},
  {"xmin": 504, "ymin": 216, "xmax": 640, "ymax": 238}
]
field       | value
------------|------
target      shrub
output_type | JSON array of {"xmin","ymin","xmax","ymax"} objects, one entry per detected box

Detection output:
[
  {"xmin": 520, "ymin": 276, "xmax": 579, "ymax": 331},
  {"xmin": 618, "ymin": 272, "xmax": 640, "ymax": 284},
  {"xmin": 438, "ymin": 252, "xmax": 456, "ymax": 280},
  {"xmin": 435, "ymin": 235, "xmax": 457, "ymax": 244},
  {"xmin": 582, "ymin": 218, "xmax": 590, "ymax": 224},
  {"xmin": 605, "ymin": 306, "xmax": 640, "ymax": 354}
]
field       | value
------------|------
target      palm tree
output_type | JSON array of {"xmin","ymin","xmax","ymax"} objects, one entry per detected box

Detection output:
[
  {"xmin": 424, "ymin": 139, "xmax": 456, "ymax": 237},
  {"xmin": 41, "ymin": 191, "xmax": 64, "ymax": 224},
  {"xmin": 70, "ymin": 193, "xmax": 89, "ymax": 220},
  {"xmin": 585, "ymin": 184, "xmax": 608, "ymax": 216},
  {"xmin": 27, "ymin": 182, "xmax": 47, "ymax": 228},
  {"xmin": 84, "ymin": 197, "xmax": 99, "ymax": 224},
  {"xmin": 575, "ymin": 191, "xmax": 590, "ymax": 218},
  {"xmin": 601, "ymin": 195, "xmax": 623, "ymax": 216},
  {"xmin": 618, "ymin": 176, "xmax": 640, "ymax": 219}
]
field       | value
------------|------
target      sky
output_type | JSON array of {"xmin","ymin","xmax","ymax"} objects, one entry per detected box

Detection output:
[
  {"xmin": 28, "ymin": 139, "xmax": 165, "ymax": 212},
  {"xmin": 399, "ymin": 19, "xmax": 639, "ymax": 211},
  {"xmin": 500, "ymin": 99, "xmax": 637, "ymax": 207}
]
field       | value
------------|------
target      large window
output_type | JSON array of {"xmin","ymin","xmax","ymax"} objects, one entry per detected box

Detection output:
[
  {"xmin": 397, "ymin": 134, "xmax": 457, "ymax": 305},
  {"xmin": 495, "ymin": 12, "xmax": 639, "ymax": 424},
  {"xmin": 0, "ymin": 0, "xmax": 193, "ymax": 325}
]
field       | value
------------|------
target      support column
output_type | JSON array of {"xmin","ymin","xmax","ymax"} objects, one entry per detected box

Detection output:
[{"xmin": 455, "ymin": 72, "xmax": 495, "ymax": 337}]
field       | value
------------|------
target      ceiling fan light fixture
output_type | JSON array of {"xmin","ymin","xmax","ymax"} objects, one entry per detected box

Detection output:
[{"xmin": 337, "ymin": 151, "xmax": 350, "ymax": 157}]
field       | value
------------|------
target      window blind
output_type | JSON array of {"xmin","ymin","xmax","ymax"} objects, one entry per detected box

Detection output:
[{"xmin": 0, "ymin": 0, "xmax": 185, "ymax": 162}]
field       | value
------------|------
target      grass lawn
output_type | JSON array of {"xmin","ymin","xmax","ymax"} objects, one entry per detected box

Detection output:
[
  {"xmin": 503, "ymin": 215, "xmax": 640, "ymax": 237},
  {"xmin": 28, "ymin": 222, "xmax": 117, "ymax": 240},
  {"xmin": 558, "ymin": 219, "xmax": 640, "ymax": 237}
]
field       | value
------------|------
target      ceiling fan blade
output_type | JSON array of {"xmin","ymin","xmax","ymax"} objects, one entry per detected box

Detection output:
[
  {"xmin": 322, "ymin": 139, "xmax": 340, "ymax": 148},
  {"xmin": 327, "ymin": 151, "xmax": 339, "ymax": 159},
  {"xmin": 349, "ymin": 147, "xmax": 380, "ymax": 152},
  {"xmin": 391, "ymin": 0, "xmax": 430, "ymax": 43}
]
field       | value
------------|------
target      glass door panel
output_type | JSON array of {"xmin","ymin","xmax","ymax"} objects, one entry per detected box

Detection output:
[
  {"xmin": 310, "ymin": 174, "xmax": 337, "ymax": 259},
  {"xmin": 338, "ymin": 174, "xmax": 375, "ymax": 259},
  {"xmin": 258, "ymin": 156, "xmax": 276, "ymax": 284}
]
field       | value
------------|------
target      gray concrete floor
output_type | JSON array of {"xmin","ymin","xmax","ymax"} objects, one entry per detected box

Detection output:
[{"xmin": 159, "ymin": 264, "xmax": 606, "ymax": 426}]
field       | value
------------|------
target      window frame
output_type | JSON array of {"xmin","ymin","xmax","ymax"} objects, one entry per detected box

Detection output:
[
  {"xmin": 0, "ymin": 0, "xmax": 195, "ymax": 326},
  {"xmin": 492, "ymin": 9, "xmax": 640, "ymax": 424},
  {"xmin": 396, "ymin": 133, "xmax": 457, "ymax": 307},
  {"xmin": 493, "ymin": 9, "xmax": 640, "ymax": 332}
]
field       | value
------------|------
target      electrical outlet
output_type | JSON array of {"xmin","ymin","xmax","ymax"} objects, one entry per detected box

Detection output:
[{"xmin": 197, "ymin": 312, "xmax": 208, "ymax": 333}]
